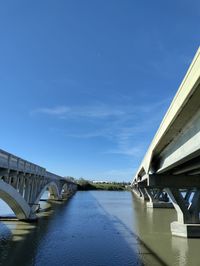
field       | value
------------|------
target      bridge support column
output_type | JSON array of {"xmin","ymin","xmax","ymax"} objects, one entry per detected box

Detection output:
[
  {"xmin": 132, "ymin": 186, "xmax": 142, "ymax": 198},
  {"xmin": 24, "ymin": 175, "xmax": 31, "ymax": 202},
  {"xmin": 12, "ymin": 174, "xmax": 19, "ymax": 189},
  {"xmin": 138, "ymin": 187, "xmax": 149, "ymax": 201},
  {"xmin": 145, "ymin": 188, "xmax": 173, "ymax": 208},
  {"xmin": 19, "ymin": 175, "xmax": 25, "ymax": 196},
  {"xmin": 49, "ymin": 195, "xmax": 62, "ymax": 201},
  {"xmin": 166, "ymin": 188, "xmax": 200, "ymax": 238},
  {"xmin": 29, "ymin": 178, "xmax": 38, "ymax": 204}
]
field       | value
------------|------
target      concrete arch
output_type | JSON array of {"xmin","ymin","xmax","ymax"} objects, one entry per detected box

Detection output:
[
  {"xmin": 0, "ymin": 180, "xmax": 32, "ymax": 220},
  {"xmin": 61, "ymin": 183, "xmax": 68, "ymax": 192},
  {"xmin": 32, "ymin": 181, "xmax": 61, "ymax": 212},
  {"xmin": 48, "ymin": 182, "xmax": 61, "ymax": 199}
]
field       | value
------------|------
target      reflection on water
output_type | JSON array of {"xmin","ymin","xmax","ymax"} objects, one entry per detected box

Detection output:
[{"xmin": 0, "ymin": 191, "xmax": 200, "ymax": 265}]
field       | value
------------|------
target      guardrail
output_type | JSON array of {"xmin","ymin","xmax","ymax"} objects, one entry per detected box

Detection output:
[
  {"xmin": 45, "ymin": 171, "xmax": 61, "ymax": 180},
  {"xmin": 0, "ymin": 149, "xmax": 75, "ymax": 185},
  {"xmin": 0, "ymin": 149, "xmax": 46, "ymax": 176}
]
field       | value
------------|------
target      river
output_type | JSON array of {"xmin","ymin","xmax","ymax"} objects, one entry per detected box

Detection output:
[{"xmin": 0, "ymin": 191, "xmax": 199, "ymax": 266}]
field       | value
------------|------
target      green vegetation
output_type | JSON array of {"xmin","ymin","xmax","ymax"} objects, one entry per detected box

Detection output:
[{"xmin": 76, "ymin": 178, "xmax": 130, "ymax": 191}]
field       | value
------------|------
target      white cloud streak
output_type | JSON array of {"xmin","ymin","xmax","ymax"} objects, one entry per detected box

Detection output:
[
  {"xmin": 34, "ymin": 106, "xmax": 71, "ymax": 115},
  {"xmin": 32, "ymin": 99, "xmax": 169, "ymax": 159},
  {"xmin": 32, "ymin": 105, "xmax": 125, "ymax": 119}
]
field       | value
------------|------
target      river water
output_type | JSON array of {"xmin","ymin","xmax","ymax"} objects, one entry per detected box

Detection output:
[{"xmin": 0, "ymin": 191, "xmax": 200, "ymax": 266}]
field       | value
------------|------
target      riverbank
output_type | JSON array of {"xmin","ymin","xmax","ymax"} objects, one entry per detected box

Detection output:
[{"xmin": 77, "ymin": 180, "xmax": 130, "ymax": 191}]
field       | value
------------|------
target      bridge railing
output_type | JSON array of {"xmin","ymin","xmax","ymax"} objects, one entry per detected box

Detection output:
[
  {"xmin": 0, "ymin": 149, "xmax": 45, "ymax": 176},
  {"xmin": 0, "ymin": 150, "xmax": 9, "ymax": 168},
  {"xmin": 45, "ymin": 171, "xmax": 62, "ymax": 181},
  {"xmin": 0, "ymin": 148, "xmax": 76, "ymax": 185}
]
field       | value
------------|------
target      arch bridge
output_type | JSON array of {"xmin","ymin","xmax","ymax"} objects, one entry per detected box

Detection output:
[
  {"xmin": 0, "ymin": 149, "xmax": 77, "ymax": 220},
  {"xmin": 132, "ymin": 47, "xmax": 200, "ymax": 238}
]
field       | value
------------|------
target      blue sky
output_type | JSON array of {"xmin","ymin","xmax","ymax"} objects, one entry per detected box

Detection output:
[{"xmin": 0, "ymin": 1, "xmax": 199, "ymax": 182}]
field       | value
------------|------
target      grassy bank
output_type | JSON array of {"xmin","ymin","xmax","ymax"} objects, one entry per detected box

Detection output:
[{"xmin": 77, "ymin": 179, "xmax": 130, "ymax": 191}]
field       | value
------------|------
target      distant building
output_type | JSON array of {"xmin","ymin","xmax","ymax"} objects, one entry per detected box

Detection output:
[{"xmin": 92, "ymin": 180, "xmax": 112, "ymax": 184}]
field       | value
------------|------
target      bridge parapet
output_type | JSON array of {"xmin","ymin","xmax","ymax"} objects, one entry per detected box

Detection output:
[
  {"xmin": 0, "ymin": 149, "xmax": 46, "ymax": 176},
  {"xmin": 46, "ymin": 171, "xmax": 62, "ymax": 180}
]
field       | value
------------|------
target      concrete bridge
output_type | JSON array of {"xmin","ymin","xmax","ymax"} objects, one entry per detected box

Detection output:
[
  {"xmin": 131, "ymin": 47, "xmax": 200, "ymax": 238},
  {"xmin": 0, "ymin": 149, "xmax": 77, "ymax": 220}
]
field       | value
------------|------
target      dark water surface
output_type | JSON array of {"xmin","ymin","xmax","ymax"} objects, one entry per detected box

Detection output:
[{"xmin": 0, "ymin": 191, "xmax": 199, "ymax": 266}]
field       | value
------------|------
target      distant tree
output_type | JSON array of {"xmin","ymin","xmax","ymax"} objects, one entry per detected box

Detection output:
[{"xmin": 65, "ymin": 176, "xmax": 76, "ymax": 182}]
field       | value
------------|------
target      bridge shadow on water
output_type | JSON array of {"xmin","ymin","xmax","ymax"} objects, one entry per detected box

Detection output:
[
  {"xmin": 0, "ymin": 191, "xmax": 169, "ymax": 266},
  {"xmin": 129, "ymin": 193, "xmax": 200, "ymax": 266},
  {"xmin": 86, "ymin": 191, "xmax": 167, "ymax": 266}
]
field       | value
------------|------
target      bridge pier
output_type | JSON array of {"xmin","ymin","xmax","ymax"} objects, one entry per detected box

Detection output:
[
  {"xmin": 166, "ymin": 188, "xmax": 200, "ymax": 238},
  {"xmin": 132, "ymin": 185, "xmax": 173, "ymax": 208},
  {"xmin": 19, "ymin": 174, "xmax": 25, "ymax": 196},
  {"xmin": 131, "ymin": 187, "xmax": 141, "ymax": 197},
  {"xmin": 138, "ymin": 187, "xmax": 149, "ymax": 201},
  {"xmin": 24, "ymin": 174, "xmax": 31, "ymax": 202},
  {"xmin": 144, "ymin": 188, "xmax": 173, "ymax": 208},
  {"xmin": 132, "ymin": 186, "xmax": 149, "ymax": 201}
]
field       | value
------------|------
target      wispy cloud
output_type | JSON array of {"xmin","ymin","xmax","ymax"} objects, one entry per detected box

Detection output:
[
  {"xmin": 32, "ymin": 105, "xmax": 125, "ymax": 119},
  {"xmin": 106, "ymin": 146, "xmax": 145, "ymax": 157},
  {"xmin": 31, "ymin": 98, "xmax": 169, "ymax": 123},
  {"xmin": 32, "ymin": 100, "xmax": 169, "ymax": 159},
  {"xmin": 33, "ymin": 106, "xmax": 71, "ymax": 116}
]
